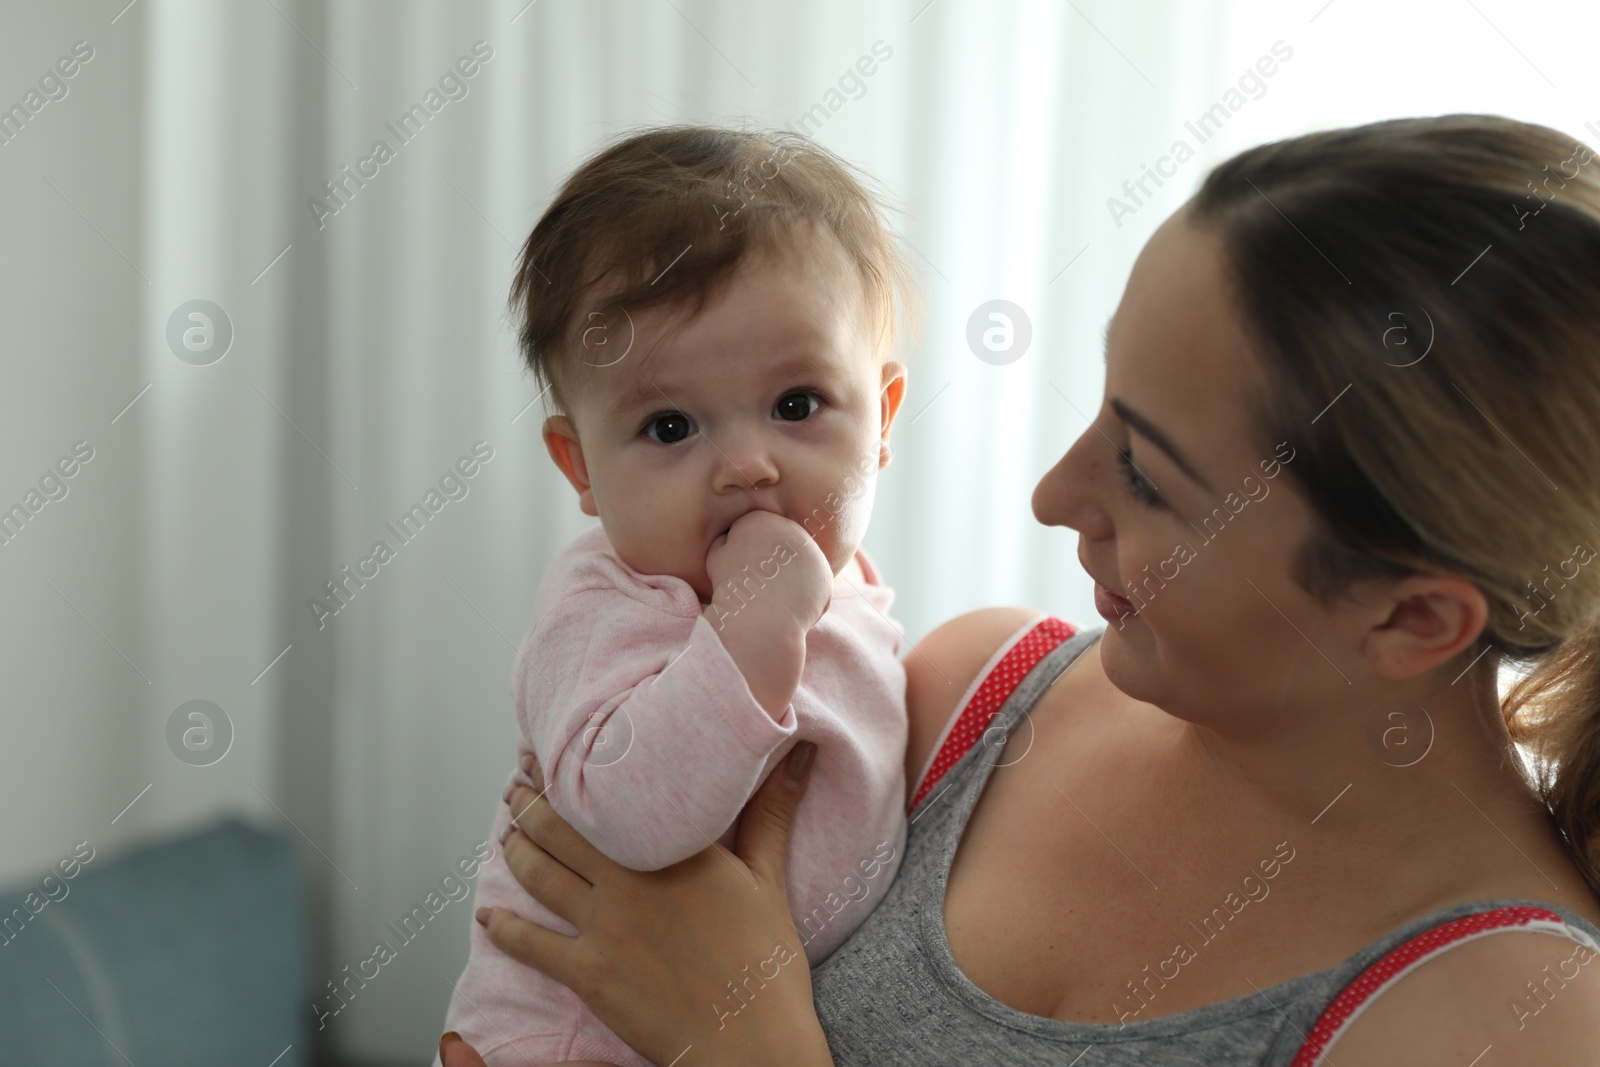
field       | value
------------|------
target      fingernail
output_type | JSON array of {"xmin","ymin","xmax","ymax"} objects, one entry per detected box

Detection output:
[
  {"xmin": 520, "ymin": 751, "xmax": 533, "ymax": 774},
  {"xmin": 502, "ymin": 782, "xmax": 513, "ymax": 804},
  {"xmin": 783, "ymin": 741, "xmax": 816, "ymax": 787},
  {"xmin": 475, "ymin": 907, "xmax": 490, "ymax": 926},
  {"xmin": 498, "ymin": 822, "xmax": 512, "ymax": 845},
  {"xmin": 440, "ymin": 1031, "xmax": 463, "ymax": 1060}
]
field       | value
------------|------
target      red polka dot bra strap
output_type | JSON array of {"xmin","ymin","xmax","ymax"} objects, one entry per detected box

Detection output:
[
  {"xmin": 1291, "ymin": 904, "xmax": 1593, "ymax": 1066},
  {"xmin": 907, "ymin": 615, "xmax": 1078, "ymax": 814}
]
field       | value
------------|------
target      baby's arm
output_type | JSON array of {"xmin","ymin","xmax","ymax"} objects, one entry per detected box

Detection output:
[
  {"xmin": 701, "ymin": 509, "xmax": 833, "ymax": 718},
  {"xmin": 523, "ymin": 514, "xmax": 829, "ymax": 872}
]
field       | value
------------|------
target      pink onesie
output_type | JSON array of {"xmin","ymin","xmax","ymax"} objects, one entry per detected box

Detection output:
[{"xmin": 438, "ymin": 524, "xmax": 909, "ymax": 1066}]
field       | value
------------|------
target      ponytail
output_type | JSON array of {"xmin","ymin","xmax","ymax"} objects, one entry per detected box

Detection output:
[{"xmin": 1505, "ymin": 619, "xmax": 1600, "ymax": 898}]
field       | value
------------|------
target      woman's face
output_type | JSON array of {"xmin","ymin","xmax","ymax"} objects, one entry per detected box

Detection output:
[{"xmin": 1032, "ymin": 204, "xmax": 1356, "ymax": 735}]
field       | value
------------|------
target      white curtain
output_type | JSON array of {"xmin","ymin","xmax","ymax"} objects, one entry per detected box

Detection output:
[{"xmin": 4, "ymin": 0, "xmax": 1597, "ymax": 1061}]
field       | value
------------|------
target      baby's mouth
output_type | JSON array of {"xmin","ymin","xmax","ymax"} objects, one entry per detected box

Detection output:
[{"xmin": 715, "ymin": 505, "xmax": 781, "ymax": 542}]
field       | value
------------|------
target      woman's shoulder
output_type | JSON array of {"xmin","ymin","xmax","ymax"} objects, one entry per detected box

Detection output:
[
  {"xmin": 901, "ymin": 608, "xmax": 1087, "ymax": 802},
  {"xmin": 1322, "ymin": 909, "xmax": 1600, "ymax": 1064}
]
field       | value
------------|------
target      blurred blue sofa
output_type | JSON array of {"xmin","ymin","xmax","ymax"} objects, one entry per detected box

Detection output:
[{"xmin": 0, "ymin": 817, "xmax": 310, "ymax": 1066}]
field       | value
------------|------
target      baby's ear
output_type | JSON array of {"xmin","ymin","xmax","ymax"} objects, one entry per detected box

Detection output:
[
  {"xmin": 878, "ymin": 360, "xmax": 908, "ymax": 445},
  {"xmin": 543, "ymin": 416, "xmax": 598, "ymax": 517}
]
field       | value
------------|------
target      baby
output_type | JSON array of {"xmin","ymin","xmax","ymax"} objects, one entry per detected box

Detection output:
[{"xmin": 437, "ymin": 125, "xmax": 917, "ymax": 1066}]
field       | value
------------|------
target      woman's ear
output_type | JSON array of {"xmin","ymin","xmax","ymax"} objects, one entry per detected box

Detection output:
[
  {"xmin": 1361, "ymin": 573, "xmax": 1490, "ymax": 681},
  {"xmin": 544, "ymin": 416, "xmax": 598, "ymax": 517},
  {"xmin": 877, "ymin": 360, "xmax": 908, "ymax": 469}
]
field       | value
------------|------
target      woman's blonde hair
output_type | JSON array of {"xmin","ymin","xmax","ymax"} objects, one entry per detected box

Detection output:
[{"xmin": 1192, "ymin": 114, "xmax": 1600, "ymax": 897}]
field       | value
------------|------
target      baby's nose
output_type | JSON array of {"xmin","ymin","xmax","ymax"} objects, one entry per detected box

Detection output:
[{"xmin": 713, "ymin": 429, "xmax": 780, "ymax": 490}]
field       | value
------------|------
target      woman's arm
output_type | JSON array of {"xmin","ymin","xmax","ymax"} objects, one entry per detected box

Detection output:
[
  {"xmin": 446, "ymin": 742, "xmax": 835, "ymax": 1067},
  {"xmin": 902, "ymin": 606, "xmax": 1044, "ymax": 804},
  {"xmin": 1321, "ymin": 930, "xmax": 1600, "ymax": 1065}
]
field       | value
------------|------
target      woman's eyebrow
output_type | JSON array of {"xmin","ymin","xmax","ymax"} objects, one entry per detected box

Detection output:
[{"xmin": 1109, "ymin": 397, "xmax": 1216, "ymax": 494}]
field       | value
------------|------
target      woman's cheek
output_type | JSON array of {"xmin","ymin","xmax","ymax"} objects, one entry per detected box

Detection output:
[{"xmin": 1120, "ymin": 536, "xmax": 1189, "ymax": 612}]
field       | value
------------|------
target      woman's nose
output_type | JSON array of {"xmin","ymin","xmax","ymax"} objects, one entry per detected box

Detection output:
[{"xmin": 1032, "ymin": 430, "xmax": 1105, "ymax": 534}]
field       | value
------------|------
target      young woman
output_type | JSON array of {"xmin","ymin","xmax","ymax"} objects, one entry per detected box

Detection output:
[{"xmin": 445, "ymin": 114, "xmax": 1600, "ymax": 1065}]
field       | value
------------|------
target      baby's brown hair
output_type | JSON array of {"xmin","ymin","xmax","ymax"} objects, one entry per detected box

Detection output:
[{"xmin": 509, "ymin": 124, "xmax": 919, "ymax": 418}]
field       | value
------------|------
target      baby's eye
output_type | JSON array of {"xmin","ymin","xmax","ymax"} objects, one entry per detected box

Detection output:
[
  {"xmin": 774, "ymin": 391, "xmax": 820, "ymax": 422},
  {"xmin": 643, "ymin": 412, "xmax": 696, "ymax": 444}
]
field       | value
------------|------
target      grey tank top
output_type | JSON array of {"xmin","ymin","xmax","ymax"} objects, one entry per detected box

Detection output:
[{"xmin": 810, "ymin": 619, "xmax": 1600, "ymax": 1065}]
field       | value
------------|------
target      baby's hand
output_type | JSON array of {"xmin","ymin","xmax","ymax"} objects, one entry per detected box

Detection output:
[{"xmin": 706, "ymin": 510, "xmax": 832, "ymax": 632}]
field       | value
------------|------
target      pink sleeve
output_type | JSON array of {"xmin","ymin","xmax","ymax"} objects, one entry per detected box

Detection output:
[{"xmin": 518, "ymin": 590, "xmax": 798, "ymax": 871}]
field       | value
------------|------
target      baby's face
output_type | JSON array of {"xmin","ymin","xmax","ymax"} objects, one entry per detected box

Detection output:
[{"xmin": 545, "ymin": 228, "xmax": 906, "ymax": 602}]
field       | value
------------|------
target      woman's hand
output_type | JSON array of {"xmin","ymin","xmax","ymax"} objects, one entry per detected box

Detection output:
[
  {"xmin": 441, "ymin": 742, "xmax": 834, "ymax": 1067},
  {"xmin": 437, "ymin": 1031, "xmax": 611, "ymax": 1067}
]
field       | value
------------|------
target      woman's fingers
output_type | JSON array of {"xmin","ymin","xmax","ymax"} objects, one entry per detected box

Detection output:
[
  {"xmin": 506, "ymin": 783, "xmax": 613, "ymax": 886},
  {"xmin": 498, "ymin": 805, "xmax": 591, "ymax": 927},
  {"xmin": 440, "ymin": 1029, "xmax": 615, "ymax": 1067},
  {"xmin": 519, "ymin": 749, "xmax": 546, "ymax": 794},
  {"xmin": 475, "ymin": 746, "xmax": 824, "ymax": 1067},
  {"xmin": 439, "ymin": 1031, "xmax": 487, "ymax": 1067},
  {"xmin": 475, "ymin": 904, "xmax": 587, "ymax": 992},
  {"xmin": 736, "ymin": 741, "xmax": 816, "ymax": 884}
]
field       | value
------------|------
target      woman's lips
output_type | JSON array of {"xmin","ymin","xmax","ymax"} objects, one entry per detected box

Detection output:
[{"xmin": 1094, "ymin": 580, "xmax": 1139, "ymax": 622}]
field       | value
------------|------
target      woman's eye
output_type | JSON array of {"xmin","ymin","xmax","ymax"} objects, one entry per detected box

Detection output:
[
  {"xmin": 1117, "ymin": 448, "xmax": 1166, "ymax": 509},
  {"xmin": 643, "ymin": 412, "xmax": 695, "ymax": 444},
  {"xmin": 774, "ymin": 391, "xmax": 820, "ymax": 422}
]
